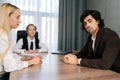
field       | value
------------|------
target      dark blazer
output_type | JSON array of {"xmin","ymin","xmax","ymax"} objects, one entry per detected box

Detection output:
[{"xmin": 75, "ymin": 28, "xmax": 120, "ymax": 72}]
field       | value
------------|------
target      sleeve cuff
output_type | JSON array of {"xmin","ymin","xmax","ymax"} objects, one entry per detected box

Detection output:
[{"xmin": 78, "ymin": 58, "xmax": 82, "ymax": 64}]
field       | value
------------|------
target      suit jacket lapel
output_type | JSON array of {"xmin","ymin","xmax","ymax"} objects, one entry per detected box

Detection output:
[{"xmin": 94, "ymin": 28, "xmax": 104, "ymax": 53}]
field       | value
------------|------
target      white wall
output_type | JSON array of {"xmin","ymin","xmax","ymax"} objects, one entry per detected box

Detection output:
[{"xmin": 87, "ymin": 0, "xmax": 120, "ymax": 37}]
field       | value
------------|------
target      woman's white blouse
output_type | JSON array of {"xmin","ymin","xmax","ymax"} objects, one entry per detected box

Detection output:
[{"xmin": 0, "ymin": 31, "xmax": 28, "ymax": 72}]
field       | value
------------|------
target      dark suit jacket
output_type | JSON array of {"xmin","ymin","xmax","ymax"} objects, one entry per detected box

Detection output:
[{"xmin": 75, "ymin": 28, "xmax": 120, "ymax": 72}]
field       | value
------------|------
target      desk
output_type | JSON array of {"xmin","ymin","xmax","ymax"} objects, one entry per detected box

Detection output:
[{"xmin": 10, "ymin": 53, "xmax": 120, "ymax": 80}]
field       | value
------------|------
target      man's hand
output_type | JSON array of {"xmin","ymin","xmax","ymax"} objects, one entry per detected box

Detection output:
[{"xmin": 64, "ymin": 54, "xmax": 79, "ymax": 65}]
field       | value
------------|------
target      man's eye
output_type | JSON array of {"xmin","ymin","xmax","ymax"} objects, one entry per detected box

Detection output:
[{"xmin": 88, "ymin": 20, "xmax": 92, "ymax": 23}]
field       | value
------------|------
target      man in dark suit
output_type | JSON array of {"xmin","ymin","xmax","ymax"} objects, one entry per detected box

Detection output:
[{"xmin": 64, "ymin": 10, "xmax": 120, "ymax": 72}]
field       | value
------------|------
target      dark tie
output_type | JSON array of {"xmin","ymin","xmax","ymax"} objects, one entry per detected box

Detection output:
[{"xmin": 30, "ymin": 42, "xmax": 33, "ymax": 50}]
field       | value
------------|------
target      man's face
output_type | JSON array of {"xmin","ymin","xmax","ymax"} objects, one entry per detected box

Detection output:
[
  {"xmin": 27, "ymin": 26, "xmax": 36, "ymax": 37},
  {"xmin": 83, "ymin": 15, "xmax": 99, "ymax": 35}
]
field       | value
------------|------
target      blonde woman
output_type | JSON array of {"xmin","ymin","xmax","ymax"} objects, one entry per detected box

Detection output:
[{"xmin": 0, "ymin": 3, "xmax": 42, "ymax": 80}]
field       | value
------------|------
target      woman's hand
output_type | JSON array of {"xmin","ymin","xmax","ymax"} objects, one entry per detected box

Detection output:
[
  {"xmin": 21, "ymin": 56, "xmax": 33, "ymax": 61},
  {"xmin": 28, "ymin": 56, "xmax": 42, "ymax": 66}
]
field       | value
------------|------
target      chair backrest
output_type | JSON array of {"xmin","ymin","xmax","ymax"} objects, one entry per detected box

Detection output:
[{"xmin": 16, "ymin": 30, "xmax": 38, "ymax": 42}]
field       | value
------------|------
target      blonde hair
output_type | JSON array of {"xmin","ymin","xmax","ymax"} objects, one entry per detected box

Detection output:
[{"xmin": 0, "ymin": 3, "xmax": 19, "ymax": 61}]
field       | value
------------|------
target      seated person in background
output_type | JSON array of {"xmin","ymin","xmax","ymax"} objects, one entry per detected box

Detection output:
[
  {"xmin": 12, "ymin": 24, "xmax": 48, "ymax": 54},
  {"xmin": 64, "ymin": 10, "xmax": 120, "ymax": 73}
]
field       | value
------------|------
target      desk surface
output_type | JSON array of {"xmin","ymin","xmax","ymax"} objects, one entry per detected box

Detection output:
[{"xmin": 10, "ymin": 53, "xmax": 120, "ymax": 80}]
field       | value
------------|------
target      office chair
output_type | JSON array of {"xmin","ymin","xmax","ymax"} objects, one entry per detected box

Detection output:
[{"xmin": 16, "ymin": 30, "xmax": 38, "ymax": 42}]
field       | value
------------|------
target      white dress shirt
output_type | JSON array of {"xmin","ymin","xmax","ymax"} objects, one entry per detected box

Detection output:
[
  {"xmin": 91, "ymin": 36, "xmax": 96, "ymax": 50},
  {"xmin": 0, "ymin": 31, "xmax": 28, "ymax": 72},
  {"xmin": 12, "ymin": 36, "xmax": 48, "ymax": 54}
]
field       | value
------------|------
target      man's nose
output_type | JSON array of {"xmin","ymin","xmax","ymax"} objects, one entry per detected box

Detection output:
[{"xmin": 86, "ymin": 23, "xmax": 90, "ymax": 28}]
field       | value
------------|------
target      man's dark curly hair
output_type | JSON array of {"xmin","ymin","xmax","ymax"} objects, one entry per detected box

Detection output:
[{"xmin": 80, "ymin": 10, "xmax": 105, "ymax": 30}]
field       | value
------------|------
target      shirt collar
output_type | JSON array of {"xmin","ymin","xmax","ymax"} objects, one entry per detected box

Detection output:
[
  {"xmin": 27, "ymin": 36, "xmax": 35, "ymax": 42},
  {"xmin": 91, "ymin": 35, "xmax": 96, "ymax": 41}
]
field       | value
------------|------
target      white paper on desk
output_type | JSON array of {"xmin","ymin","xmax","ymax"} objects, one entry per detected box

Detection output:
[{"xmin": 20, "ymin": 53, "xmax": 42, "ymax": 57}]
